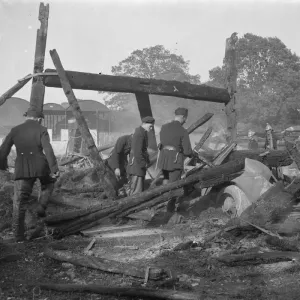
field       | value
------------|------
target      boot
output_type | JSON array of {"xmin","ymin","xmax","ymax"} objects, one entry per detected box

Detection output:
[
  {"xmin": 0, "ymin": 240, "xmax": 22, "ymax": 263},
  {"xmin": 36, "ymin": 203, "xmax": 46, "ymax": 218},
  {"xmin": 12, "ymin": 209, "xmax": 26, "ymax": 242}
]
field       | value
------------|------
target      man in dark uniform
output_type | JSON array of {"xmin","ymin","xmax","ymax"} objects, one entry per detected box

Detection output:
[
  {"xmin": 248, "ymin": 130, "xmax": 259, "ymax": 150},
  {"xmin": 0, "ymin": 108, "xmax": 59, "ymax": 242},
  {"xmin": 157, "ymin": 107, "xmax": 193, "ymax": 184},
  {"xmin": 106, "ymin": 134, "xmax": 133, "ymax": 192},
  {"xmin": 264, "ymin": 123, "xmax": 278, "ymax": 150},
  {"xmin": 127, "ymin": 116, "xmax": 155, "ymax": 195}
]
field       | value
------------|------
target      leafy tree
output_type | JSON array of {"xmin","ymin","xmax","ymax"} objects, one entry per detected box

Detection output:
[
  {"xmin": 208, "ymin": 33, "xmax": 300, "ymax": 129},
  {"xmin": 102, "ymin": 45, "xmax": 220, "ymax": 126}
]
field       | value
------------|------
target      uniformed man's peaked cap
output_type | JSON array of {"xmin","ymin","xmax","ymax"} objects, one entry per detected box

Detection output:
[
  {"xmin": 142, "ymin": 116, "xmax": 155, "ymax": 124},
  {"xmin": 175, "ymin": 107, "xmax": 188, "ymax": 117},
  {"xmin": 24, "ymin": 108, "xmax": 44, "ymax": 119}
]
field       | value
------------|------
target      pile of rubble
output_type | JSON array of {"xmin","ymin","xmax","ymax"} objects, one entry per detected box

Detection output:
[{"xmin": 2, "ymin": 113, "xmax": 300, "ymax": 299}]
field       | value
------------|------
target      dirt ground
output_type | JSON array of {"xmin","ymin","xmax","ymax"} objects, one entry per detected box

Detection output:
[{"xmin": 2, "ymin": 173, "xmax": 300, "ymax": 300}]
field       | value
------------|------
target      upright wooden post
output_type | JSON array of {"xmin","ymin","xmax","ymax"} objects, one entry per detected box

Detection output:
[
  {"xmin": 224, "ymin": 32, "xmax": 238, "ymax": 142},
  {"xmin": 135, "ymin": 92, "xmax": 157, "ymax": 151},
  {"xmin": 50, "ymin": 49, "xmax": 118, "ymax": 198},
  {"xmin": 29, "ymin": 2, "xmax": 49, "ymax": 113}
]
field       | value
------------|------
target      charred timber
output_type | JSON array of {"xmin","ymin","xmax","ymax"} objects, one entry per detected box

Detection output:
[
  {"xmin": 29, "ymin": 3, "xmax": 49, "ymax": 113},
  {"xmin": 44, "ymin": 69, "xmax": 230, "ymax": 104},
  {"xmin": 224, "ymin": 150, "xmax": 292, "ymax": 167},
  {"xmin": 44, "ymin": 247, "xmax": 167, "ymax": 281},
  {"xmin": 50, "ymin": 49, "xmax": 118, "ymax": 198},
  {"xmin": 51, "ymin": 159, "xmax": 245, "ymax": 237},
  {"xmin": 36, "ymin": 283, "xmax": 201, "ymax": 300},
  {"xmin": 0, "ymin": 76, "xmax": 31, "ymax": 107}
]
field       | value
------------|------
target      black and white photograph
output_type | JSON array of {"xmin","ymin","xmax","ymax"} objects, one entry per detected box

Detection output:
[{"xmin": 1, "ymin": 0, "xmax": 300, "ymax": 299}]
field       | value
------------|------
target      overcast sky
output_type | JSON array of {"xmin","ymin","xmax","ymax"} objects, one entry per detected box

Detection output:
[{"xmin": 0, "ymin": 0, "xmax": 299, "ymax": 105}]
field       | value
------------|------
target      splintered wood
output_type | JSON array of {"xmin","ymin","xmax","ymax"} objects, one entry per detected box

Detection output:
[{"xmin": 50, "ymin": 49, "xmax": 118, "ymax": 198}]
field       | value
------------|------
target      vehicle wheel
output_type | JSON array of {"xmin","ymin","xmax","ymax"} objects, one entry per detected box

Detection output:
[{"xmin": 216, "ymin": 185, "xmax": 252, "ymax": 218}]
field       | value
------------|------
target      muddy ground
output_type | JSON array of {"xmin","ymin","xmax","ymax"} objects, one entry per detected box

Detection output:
[{"xmin": 1, "ymin": 174, "xmax": 300, "ymax": 300}]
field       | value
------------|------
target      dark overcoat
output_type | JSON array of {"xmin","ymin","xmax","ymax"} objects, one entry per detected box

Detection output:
[
  {"xmin": 127, "ymin": 126, "xmax": 149, "ymax": 177},
  {"xmin": 0, "ymin": 120, "xmax": 58, "ymax": 180},
  {"xmin": 157, "ymin": 120, "xmax": 193, "ymax": 171},
  {"xmin": 107, "ymin": 134, "xmax": 132, "ymax": 175}
]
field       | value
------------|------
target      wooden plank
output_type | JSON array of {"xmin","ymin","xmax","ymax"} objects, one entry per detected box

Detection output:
[
  {"xmin": 184, "ymin": 126, "xmax": 213, "ymax": 167},
  {"xmin": 186, "ymin": 113, "xmax": 213, "ymax": 133},
  {"xmin": 35, "ymin": 282, "xmax": 201, "ymax": 300},
  {"xmin": 43, "ymin": 68, "xmax": 230, "ymax": 104},
  {"xmin": 53, "ymin": 159, "xmax": 245, "ymax": 237},
  {"xmin": 0, "ymin": 76, "xmax": 31, "ymax": 107},
  {"xmin": 50, "ymin": 49, "xmax": 118, "ymax": 198},
  {"xmin": 44, "ymin": 248, "xmax": 166, "ymax": 281},
  {"xmin": 224, "ymin": 33, "xmax": 238, "ymax": 142},
  {"xmin": 29, "ymin": 3, "xmax": 49, "ymax": 113},
  {"xmin": 135, "ymin": 92, "xmax": 157, "ymax": 150}
]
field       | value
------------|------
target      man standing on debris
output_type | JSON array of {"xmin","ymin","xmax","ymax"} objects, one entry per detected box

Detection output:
[
  {"xmin": 106, "ymin": 133, "xmax": 133, "ymax": 194},
  {"xmin": 0, "ymin": 108, "xmax": 59, "ymax": 242},
  {"xmin": 248, "ymin": 130, "xmax": 259, "ymax": 150},
  {"xmin": 264, "ymin": 123, "xmax": 278, "ymax": 150},
  {"xmin": 157, "ymin": 107, "xmax": 193, "ymax": 185},
  {"xmin": 127, "ymin": 116, "xmax": 155, "ymax": 195}
]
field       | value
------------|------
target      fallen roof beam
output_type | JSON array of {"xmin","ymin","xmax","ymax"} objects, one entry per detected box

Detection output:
[{"xmin": 43, "ymin": 69, "xmax": 230, "ymax": 104}]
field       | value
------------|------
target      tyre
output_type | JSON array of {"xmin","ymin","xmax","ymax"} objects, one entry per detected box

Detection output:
[{"xmin": 216, "ymin": 185, "xmax": 252, "ymax": 218}]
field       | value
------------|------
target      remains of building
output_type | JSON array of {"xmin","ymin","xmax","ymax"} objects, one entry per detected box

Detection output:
[{"xmin": 1, "ymin": 2, "xmax": 300, "ymax": 299}]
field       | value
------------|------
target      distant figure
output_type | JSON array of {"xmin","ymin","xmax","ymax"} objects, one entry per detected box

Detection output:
[
  {"xmin": 0, "ymin": 108, "xmax": 59, "ymax": 242},
  {"xmin": 264, "ymin": 123, "xmax": 277, "ymax": 150},
  {"xmin": 127, "ymin": 116, "xmax": 155, "ymax": 195},
  {"xmin": 106, "ymin": 134, "xmax": 133, "ymax": 194},
  {"xmin": 157, "ymin": 107, "xmax": 193, "ymax": 184},
  {"xmin": 248, "ymin": 130, "xmax": 259, "ymax": 150}
]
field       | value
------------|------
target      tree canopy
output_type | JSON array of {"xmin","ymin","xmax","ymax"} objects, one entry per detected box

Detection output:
[
  {"xmin": 102, "ymin": 45, "xmax": 221, "ymax": 126},
  {"xmin": 208, "ymin": 33, "xmax": 300, "ymax": 130}
]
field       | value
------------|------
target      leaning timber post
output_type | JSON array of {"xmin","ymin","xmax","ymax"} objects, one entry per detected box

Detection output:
[
  {"xmin": 50, "ymin": 49, "xmax": 118, "ymax": 198},
  {"xmin": 0, "ymin": 76, "xmax": 31, "ymax": 107},
  {"xmin": 29, "ymin": 2, "xmax": 49, "ymax": 113},
  {"xmin": 224, "ymin": 32, "xmax": 238, "ymax": 142},
  {"xmin": 135, "ymin": 92, "xmax": 157, "ymax": 151}
]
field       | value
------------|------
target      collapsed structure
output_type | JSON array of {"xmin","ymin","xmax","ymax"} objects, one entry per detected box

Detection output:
[{"xmin": 1, "ymin": 2, "xmax": 300, "ymax": 299}]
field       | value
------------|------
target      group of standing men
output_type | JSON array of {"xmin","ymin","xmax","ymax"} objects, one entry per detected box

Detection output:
[
  {"xmin": 248, "ymin": 123, "xmax": 278, "ymax": 151},
  {"xmin": 106, "ymin": 107, "xmax": 194, "ymax": 196},
  {"xmin": 0, "ymin": 105, "xmax": 193, "ymax": 259}
]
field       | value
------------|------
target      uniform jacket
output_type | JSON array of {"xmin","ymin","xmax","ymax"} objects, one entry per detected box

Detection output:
[
  {"xmin": 107, "ymin": 134, "xmax": 132, "ymax": 175},
  {"xmin": 0, "ymin": 120, "xmax": 59, "ymax": 180},
  {"xmin": 157, "ymin": 120, "xmax": 193, "ymax": 171},
  {"xmin": 127, "ymin": 126, "xmax": 149, "ymax": 177},
  {"xmin": 264, "ymin": 132, "xmax": 278, "ymax": 150}
]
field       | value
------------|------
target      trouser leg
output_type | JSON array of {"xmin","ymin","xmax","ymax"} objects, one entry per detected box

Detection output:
[
  {"xmin": 13, "ymin": 179, "xmax": 35, "ymax": 241},
  {"xmin": 128, "ymin": 175, "xmax": 144, "ymax": 195},
  {"xmin": 165, "ymin": 169, "xmax": 182, "ymax": 212},
  {"xmin": 36, "ymin": 176, "xmax": 56, "ymax": 217},
  {"xmin": 162, "ymin": 170, "xmax": 169, "ymax": 185}
]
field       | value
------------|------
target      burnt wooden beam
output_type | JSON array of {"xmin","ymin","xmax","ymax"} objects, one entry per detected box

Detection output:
[
  {"xmin": 50, "ymin": 49, "xmax": 118, "ymax": 198},
  {"xmin": 43, "ymin": 69, "xmax": 230, "ymax": 104},
  {"xmin": 224, "ymin": 32, "xmax": 238, "ymax": 142},
  {"xmin": 29, "ymin": 3, "xmax": 49, "ymax": 113},
  {"xmin": 0, "ymin": 76, "xmax": 31, "ymax": 107},
  {"xmin": 135, "ymin": 92, "xmax": 157, "ymax": 150}
]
